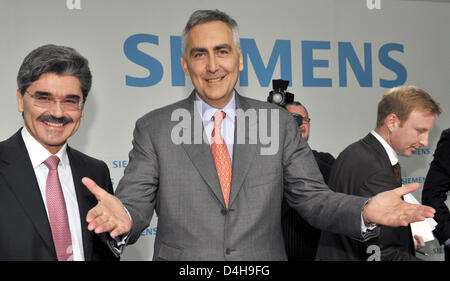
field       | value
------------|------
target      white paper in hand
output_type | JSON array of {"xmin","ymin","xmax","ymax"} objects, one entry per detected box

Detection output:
[{"xmin": 403, "ymin": 193, "xmax": 437, "ymax": 242}]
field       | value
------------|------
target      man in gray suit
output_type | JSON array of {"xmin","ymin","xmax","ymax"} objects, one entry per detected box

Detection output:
[{"xmin": 82, "ymin": 9, "xmax": 435, "ymax": 260}]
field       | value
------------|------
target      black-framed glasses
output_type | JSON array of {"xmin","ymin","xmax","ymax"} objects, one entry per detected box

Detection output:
[
  {"xmin": 291, "ymin": 113, "xmax": 310, "ymax": 126},
  {"xmin": 25, "ymin": 91, "xmax": 84, "ymax": 111}
]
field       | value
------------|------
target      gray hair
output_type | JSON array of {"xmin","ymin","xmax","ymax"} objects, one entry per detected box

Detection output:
[
  {"xmin": 17, "ymin": 44, "xmax": 92, "ymax": 101},
  {"xmin": 181, "ymin": 9, "xmax": 241, "ymax": 57}
]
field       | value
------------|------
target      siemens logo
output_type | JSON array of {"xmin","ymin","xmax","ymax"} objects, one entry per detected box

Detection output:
[
  {"xmin": 412, "ymin": 148, "xmax": 431, "ymax": 155},
  {"xmin": 402, "ymin": 177, "xmax": 426, "ymax": 185},
  {"xmin": 112, "ymin": 160, "xmax": 128, "ymax": 169},
  {"xmin": 140, "ymin": 227, "xmax": 157, "ymax": 236},
  {"xmin": 123, "ymin": 34, "xmax": 407, "ymax": 88},
  {"xmin": 432, "ymin": 247, "xmax": 445, "ymax": 254}
]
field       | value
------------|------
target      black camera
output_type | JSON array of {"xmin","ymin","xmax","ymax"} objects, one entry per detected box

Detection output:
[
  {"xmin": 267, "ymin": 79, "xmax": 303, "ymax": 126},
  {"xmin": 267, "ymin": 79, "xmax": 294, "ymax": 108}
]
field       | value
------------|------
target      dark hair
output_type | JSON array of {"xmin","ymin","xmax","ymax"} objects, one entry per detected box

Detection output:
[
  {"xmin": 17, "ymin": 44, "xmax": 92, "ymax": 101},
  {"xmin": 286, "ymin": 101, "xmax": 309, "ymax": 115}
]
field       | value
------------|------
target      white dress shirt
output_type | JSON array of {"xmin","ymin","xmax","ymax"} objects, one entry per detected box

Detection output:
[
  {"xmin": 371, "ymin": 130, "xmax": 399, "ymax": 166},
  {"xmin": 21, "ymin": 127, "xmax": 84, "ymax": 261},
  {"xmin": 195, "ymin": 92, "xmax": 236, "ymax": 161}
]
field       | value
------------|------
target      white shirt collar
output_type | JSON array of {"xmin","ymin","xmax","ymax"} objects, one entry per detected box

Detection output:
[
  {"xmin": 195, "ymin": 92, "xmax": 236, "ymax": 122},
  {"xmin": 21, "ymin": 127, "xmax": 69, "ymax": 169},
  {"xmin": 370, "ymin": 130, "xmax": 399, "ymax": 166}
]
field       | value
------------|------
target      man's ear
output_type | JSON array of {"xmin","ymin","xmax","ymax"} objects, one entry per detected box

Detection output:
[
  {"xmin": 385, "ymin": 113, "xmax": 400, "ymax": 131},
  {"xmin": 238, "ymin": 50, "xmax": 244, "ymax": 72},
  {"xmin": 180, "ymin": 55, "xmax": 190, "ymax": 76},
  {"xmin": 17, "ymin": 89, "xmax": 24, "ymax": 113}
]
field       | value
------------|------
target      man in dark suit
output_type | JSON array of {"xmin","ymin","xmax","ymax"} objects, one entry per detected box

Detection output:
[
  {"xmin": 282, "ymin": 101, "xmax": 335, "ymax": 260},
  {"xmin": 423, "ymin": 128, "xmax": 450, "ymax": 261},
  {"xmin": 82, "ymin": 10, "xmax": 437, "ymax": 261},
  {"xmin": 316, "ymin": 86, "xmax": 441, "ymax": 261},
  {"xmin": 0, "ymin": 44, "xmax": 117, "ymax": 261}
]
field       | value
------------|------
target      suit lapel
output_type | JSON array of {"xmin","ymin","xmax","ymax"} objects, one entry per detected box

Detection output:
[
  {"xmin": 66, "ymin": 147, "xmax": 94, "ymax": 261},
  {"xmin": 178, "ymin": 91, "xmax": 259, "ymax": 208},
  {"xmin": 362, "ymin": 133, "xmax": 399, "ymax": 183},
  {"xmin": 0, "ymin": 130, "xmax": 56, "ymax": 255},
  {"xmin": 178, "ymin": 92, "xmax": 227, "ymax": 207},
  {"xmin": 363, "ymin": 134, "xmax": 391, "ymax": 162},
  {"xmin": 363, "ymin": 133, "xmax": 415, "ymax": 255},
  {"xmin": 228, "ymin": 94, "xmax": 257, "ymax": 207}
]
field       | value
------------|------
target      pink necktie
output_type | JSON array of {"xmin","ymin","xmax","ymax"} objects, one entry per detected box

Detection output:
[
  {"xmin": 44, "ymin": 155, "xmax": 73, "ymax": 261},
  {"xmin": 211, "ymin": 111, "xmax": 232, "ymax": 208}
]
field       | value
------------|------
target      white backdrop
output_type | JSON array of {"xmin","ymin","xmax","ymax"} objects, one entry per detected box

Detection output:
[{"xmin": 1, "ymin": 0, "xmax": 449, "ymax": 261}]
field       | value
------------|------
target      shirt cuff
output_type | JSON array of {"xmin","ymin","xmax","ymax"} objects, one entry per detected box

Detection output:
[
  {"xmin": 445, "ymin": 238, "xmax": 450, "ymax": 247},
  {"xmin": 361, "ymin": 198, "xmax": 377, "ymax": 233},
  {"xmin": 112, "ymin": 206, "xmax": 132, "ymax": 246},
  {"xmin": 361, "ymin": 214, "xmax": 377, "ymax": 233}
]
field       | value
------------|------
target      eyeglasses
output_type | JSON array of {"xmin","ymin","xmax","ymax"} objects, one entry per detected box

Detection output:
[
  {"xmin": 291, "ymin": 113, "xmax": 311, "ymax": 126},
  {"xmin": 301, "ymin": 117, "xmax": 311, "ymax": 124},
  {"xmin": 25, "ymin": 91, "xmax": 84, "ymax": 111}
]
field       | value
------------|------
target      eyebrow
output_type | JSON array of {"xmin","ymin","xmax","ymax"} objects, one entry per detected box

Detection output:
[
  {"xmin": 189, "ymin": 44, "xmax": 234, "ymax": 56},
  {"xmin": 214, "ymin": 44, "xmax": 233, "ymax": 51},
  {"xmin": 34, "ymin": 91, "xmax": 52, "ymax": 96},
  {"xmin": 34, "ymin": 91, "xmax": 81, "ymax": 100}
]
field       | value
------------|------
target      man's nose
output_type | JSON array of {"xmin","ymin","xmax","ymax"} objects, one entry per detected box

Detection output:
[
  {"xmin": 419, "ymin": 133, "xmax": 429, "ymax": 147},
  {"xmin": 48, "ymin": 100, "xmax": 65, "ymax": 117},
  {"xmin": 206, "ymin": 55, "xmax": 219, "ymax": 73}
]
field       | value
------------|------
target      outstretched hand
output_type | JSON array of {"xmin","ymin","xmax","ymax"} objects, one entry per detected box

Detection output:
[
  {"xmin": 82, "ymin": 177, "xmax": 132, "ymax": 238},
  {"xmin": 363, "ymin": 183, "xmax": 435, "ymax": 227}
]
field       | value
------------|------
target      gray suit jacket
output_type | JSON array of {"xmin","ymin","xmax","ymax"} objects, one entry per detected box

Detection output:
[{"xmin": 115, "ymin": 91, "xmax": 372, "ymax": 260}]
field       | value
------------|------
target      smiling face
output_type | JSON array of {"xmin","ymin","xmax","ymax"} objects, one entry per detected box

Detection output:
[
  {"xmin": 387, "ymin": 109, "xmax": 436, "ymax": 157},
  {"xmin": 181, "ymin": 20, "xmax": 244, "ymax": 109},
  {"xmin": 17, "ymin": 72, "xmax": 84, "ymax": 154}
]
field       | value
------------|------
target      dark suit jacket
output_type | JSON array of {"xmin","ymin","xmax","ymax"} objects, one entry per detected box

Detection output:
[
  {"xmin": 315, "ymin": 133, "xmax": 418, "ymax": 261},
  {"xmin": 281, "ymin": 150, "xmax": 335, "ymax": 260},
  {"xmin": 422, "ymin": 128, "xmax": 450, "ymax": 261},
  {"xmin": 0, "ymin": 129, "xmax": 118, "ymax": 261}
]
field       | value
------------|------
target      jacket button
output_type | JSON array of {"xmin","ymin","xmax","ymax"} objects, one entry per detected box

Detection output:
[
  {"xmin": 225, "ymin": 248, "xmax": 232, "ymax": 255},
  {"xmin": 221, "ymin": 209, "xmax": 228, "ymax": 216}
]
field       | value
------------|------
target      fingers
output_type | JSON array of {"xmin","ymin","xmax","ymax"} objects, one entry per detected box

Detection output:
[
  {"xmin": 414, "ymin": 235, "xmax": 425, "ymax": 249},
  {"xmin": 83, "ymin": 180, "xmax": 132, "ymax": 237},
  {"xmin": 86, "ymin": 205, "xmax": 102, "ymax": 223},
  {"xmin": 111, "ymin": 226, "xmax": 128, "ymax": 238},
  {"xmin": 82, "ymin": 177, "xmax": 108, "ymax": 200},
  {"xmin": 397, "ymin": 204, "xmax": 435, "ymax": 227},
  {"xmin": 86, "ymin": 208, "xmax": 119, "ymax": 235},
  {"xmin": 89, "ymin": 218, "xmax": 126, "ymax": 238},
  {"xmin": 394, "ymin": 183, "xmax": 420, "ymax": 197},
  {"xmin": 405, "ymin": 203, "xmax": 435, "ymax": 219}
]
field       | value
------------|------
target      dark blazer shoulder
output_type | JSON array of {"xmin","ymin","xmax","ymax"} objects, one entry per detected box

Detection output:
[
  {"xmin": 67, "ymin": 146, "xmax": 108, "ymax": 168},
  {"xmin": 442, "ymin": 128, "xmax": 450, "ymax": 138},
  {"xmin": 336, "ymin": 133, "xmax": 389, "ymax": 171}
]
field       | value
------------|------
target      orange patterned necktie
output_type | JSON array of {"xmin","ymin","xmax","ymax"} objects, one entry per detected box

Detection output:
[{"xmin": 211, "ymin": 111, "xmax": 232, "ymax": 208}]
